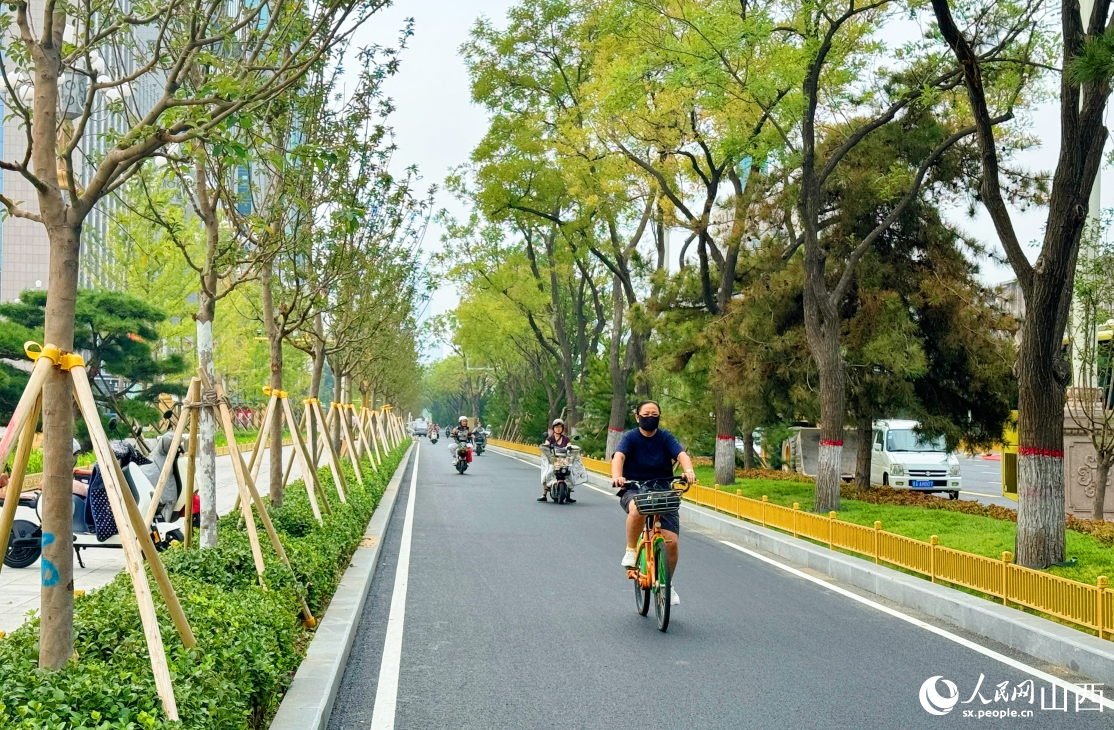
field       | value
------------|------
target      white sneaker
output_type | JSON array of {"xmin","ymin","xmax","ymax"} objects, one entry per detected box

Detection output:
[
  {"xmin": 621, "ymin": 547, "xmax": 638, "ymax": 569},
  {"xmin": 670, "ymin": 587, "xmax": 680, "ymax": 606}
]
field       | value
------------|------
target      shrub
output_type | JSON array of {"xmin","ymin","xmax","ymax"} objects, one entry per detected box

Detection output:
[{"xmin": 0, "ymin": 444, "xmax": 408, "ymax": 729}]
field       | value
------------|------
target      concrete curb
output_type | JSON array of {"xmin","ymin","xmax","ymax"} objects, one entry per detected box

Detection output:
[
  {"xmin": 269, "ymin": 441, "xmax": 415, "ymax": 730},
  {"xmin": 489, "ymin": 444, "xmax": 1114, "ymax": 685}
]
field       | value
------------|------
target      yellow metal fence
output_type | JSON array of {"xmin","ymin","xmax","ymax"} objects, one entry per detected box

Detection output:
[{"xmin": 489, "ymin": 437, "xmax": 1113, "ymax": 641}]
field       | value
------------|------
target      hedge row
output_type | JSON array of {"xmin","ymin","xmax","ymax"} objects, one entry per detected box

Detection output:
[{"xmin": 0, "ymin": 443, "xmax": 408, "ymax": 730}]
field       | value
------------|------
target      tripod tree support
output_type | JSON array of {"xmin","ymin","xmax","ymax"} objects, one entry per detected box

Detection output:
[
  {"xmin": 310, "ymin": 399, "xmax": 347, "ymax": 503},
  {"xmin": 0, "ymin": 343, "xmax": 194, "ymax": 720},
  {"xmin": 333, "ymin": 402, "xmax": 364, "ymax": 486}
]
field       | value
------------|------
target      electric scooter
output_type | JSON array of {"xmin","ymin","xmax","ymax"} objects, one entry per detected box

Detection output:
[{"xmin": 3, "ymin": 430, "xmax": 188, "ymax": 569}]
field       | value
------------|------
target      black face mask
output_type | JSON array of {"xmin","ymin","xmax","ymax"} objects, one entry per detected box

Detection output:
[{"xmin": 638, "ymin": 415, "xmax": 660, "ymax": 432}]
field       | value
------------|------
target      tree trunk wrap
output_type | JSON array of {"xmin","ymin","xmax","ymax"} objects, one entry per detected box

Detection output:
[
  {"xmin": 196, "ymin": 295, "xmax": 219, "ymax": 549},
  {"xmin": 714, "ymin": 391, "xmax": 736, "ymax": 486},
  {"xmin": 1015, "ymin": 309, "xmax": 1068, "ymax": 567}
]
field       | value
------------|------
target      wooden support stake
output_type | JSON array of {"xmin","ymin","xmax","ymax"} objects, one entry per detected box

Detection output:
[
  {"xmin": 184, "ymin": 401, "xmax": 198, "ymax": 549},
  {"xmin": 144, "ymin": 378, "xmax": 199, "ymax": 527},
  {"xmin": 285, "ymin": 398, "xmax": 325, "ymax": 521},
  {"xmin": 74, "ymin": 368, "xmax": 183, "ymax": 720},
  {"xmin": 248, "ymin": 391, "xmax": 279, "ymax": 481},
  {"xmin": 0, "ymin": 395, "xmax": 41, "ymax": 581},
  {"xmin": 214, "ymin": 385, "xmax": 315, "ymax": 625},
  {"xmin": 314, "ymin": 401, "xmax": 347, "ymax": 502},
  {"xmin": 338, "ymin": 405, "xmax": 364, "ymax": 486}
]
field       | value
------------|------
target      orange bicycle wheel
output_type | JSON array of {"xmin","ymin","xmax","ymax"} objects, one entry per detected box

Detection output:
[{"xmin": 634, "ymin": 543, "xmax": 651, "ymax": 615}]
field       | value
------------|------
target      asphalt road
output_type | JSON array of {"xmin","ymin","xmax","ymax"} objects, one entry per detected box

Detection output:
[
  {"xmin": 956, "ymin": 455, "xmax": 1017, "ymax": 510},
  {"xmin": 327, "ymin": 440, "xmax": 1108, "ymax": 729}
]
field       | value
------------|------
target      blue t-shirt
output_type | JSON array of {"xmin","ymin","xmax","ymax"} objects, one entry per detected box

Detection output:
[{"xmin": 615, "ymin": 428, "xmax": 684, "ymax": 482}]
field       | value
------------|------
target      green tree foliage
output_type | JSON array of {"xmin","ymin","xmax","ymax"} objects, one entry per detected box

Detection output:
[{"xmin": 0, "ymin": 289, "xmax": 188, "ymax": 431}]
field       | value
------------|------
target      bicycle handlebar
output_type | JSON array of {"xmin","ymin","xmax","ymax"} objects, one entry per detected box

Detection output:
[{"xmin": 621, "ymin": 476, "xmax": 691, "ymax": 494}]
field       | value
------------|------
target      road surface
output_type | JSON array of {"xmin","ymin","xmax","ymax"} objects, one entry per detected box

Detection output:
[{"xmin": 327, "ymin": 440, "xmax": 1108, "ymax": 729}]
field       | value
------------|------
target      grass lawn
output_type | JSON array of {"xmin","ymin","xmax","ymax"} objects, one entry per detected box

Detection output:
[
  {"xmin": 693, "ymin": 465, "xmax": 1114, "ymax": 586},
  {"xmin": 213, "ymin": 429, "xmax": 289, "ymax": 447}
]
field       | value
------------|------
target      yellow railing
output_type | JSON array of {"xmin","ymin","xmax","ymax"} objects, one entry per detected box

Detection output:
[{"xmin": 489, "ymin": 437, "xmax": 1113, "ymax": 641}]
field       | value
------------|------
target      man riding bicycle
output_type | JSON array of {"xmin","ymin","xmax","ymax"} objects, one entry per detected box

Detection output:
[{"xmin": 611, "ymin": 400, "xmax": 695, "ymax": 606}]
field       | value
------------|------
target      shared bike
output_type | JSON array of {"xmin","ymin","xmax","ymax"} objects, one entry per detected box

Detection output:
[{"xmin": 626, "ymin": 477, "xmax": 688, "ymax": 631}]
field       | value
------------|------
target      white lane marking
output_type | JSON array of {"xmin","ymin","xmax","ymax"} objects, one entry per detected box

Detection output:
[
  {"xmin": 720, "ymin": 539, "xmax": 1114, "ymax": 710},
  {"xmin": 369, "ymin": 446, "xmax": 421, "ymax": 730}
]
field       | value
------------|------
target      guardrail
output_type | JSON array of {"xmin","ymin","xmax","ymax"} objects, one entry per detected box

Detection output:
[{"xmin": 489, "ymin": 437, "xmax": 1113, "ymax": 641}]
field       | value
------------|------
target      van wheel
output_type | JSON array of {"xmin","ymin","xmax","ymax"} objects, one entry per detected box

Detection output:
[
  {"xmin": 948, "ymin": 491, "xmax": 959, "ymax": 501},
  {"xmin": 882, "ymin": 473, "xmax": 889, "ymax": 487}
]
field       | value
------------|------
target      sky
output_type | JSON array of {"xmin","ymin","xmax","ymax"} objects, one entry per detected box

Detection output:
[
  {"xmin": 350, "ymin": 0, "xmax": 516, "ymax": 360},
  {"xmin": 351, "ymin": 2, "xmax": 1113, "ymax": 360}
]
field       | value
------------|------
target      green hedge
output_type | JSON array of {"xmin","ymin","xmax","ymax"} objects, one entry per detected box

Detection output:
[{"xmin": 0, "ymin": 443, "xmax": 409, "ymax": 729}]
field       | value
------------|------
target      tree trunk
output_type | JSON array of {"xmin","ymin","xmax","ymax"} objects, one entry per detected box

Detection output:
[
  {"xmin": 195, "ymin": 289, "xmax": 218, "ymax": 548},
  {"xmin": 261, "ymin": 263, "xmax": 284, "ymax": 506},
  {"xmin": 1094, "ymin": 458, "xmax": 1111, "ymax": 521},
  {"xmin": 309, "ymin": 314, "xmax": 326, "ymax": 456},
  {"xmin": 32, "ymin": 21, "xmax": 77, "ymax": 669},
  {"xmin": 606, "ymin": 276, "xmax": 628, "ymax": 458},
  {"xmin": 40, "ymin": 222, "xmax": 80, "ymax": 670},
  {"xmin": 332, "ymin": 365, "xmax": 343, "ymax": 449},
  {"xmin": 812, "ymin": 326, "xmax": 846, "ymax": 513},
  {"xmin": 1014, "ymin": 304, "xmax": 1067, "ymax": 567},
  {"xmin": 855, "ymin": 416, "xmax": 873, "ymax": 489},
  {"xmin": 742, "ymin": 427, "xmax": 755, "ymax": 471},
  {"xmin": 714, "ymin": 389, "xmax": 736, "ymax": 486},
  {"xmin": 194, "ymin": 150, "xmax": 220, "ymax": 549}
]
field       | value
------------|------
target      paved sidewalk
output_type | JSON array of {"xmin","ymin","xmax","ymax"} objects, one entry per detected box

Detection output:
[{"xmin": 0, "ymin": 447, "xmax": 303, "ymax": 634}]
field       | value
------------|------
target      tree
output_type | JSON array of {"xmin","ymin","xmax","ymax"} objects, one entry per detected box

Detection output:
[{"xmin": 930, "ymin": 0, "xmax": 1105, "ymax": 565}]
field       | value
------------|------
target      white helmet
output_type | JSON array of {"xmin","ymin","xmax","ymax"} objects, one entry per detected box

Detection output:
[{"xmin": 459, "ymin": 416, "xmax": 468, "ymax": 424}]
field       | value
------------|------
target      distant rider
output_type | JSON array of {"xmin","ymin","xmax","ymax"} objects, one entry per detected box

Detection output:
[
  {"xmin": 611, "ymin": 400, "xmax": 695, "ymax": 606},
  {"xmin": 538, "ymin": 418, "xmax": 575, "ymax": 503}
]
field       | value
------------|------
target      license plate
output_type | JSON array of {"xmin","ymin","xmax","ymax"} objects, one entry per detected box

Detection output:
[{"xmin": 911, "ymin": 479, "xmax": 934, "ymax": 488}]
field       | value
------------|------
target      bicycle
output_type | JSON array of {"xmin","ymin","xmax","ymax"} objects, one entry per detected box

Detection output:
[{"xmin": 625, "ymin": 477, "xmax": 689, "ymax": 632}]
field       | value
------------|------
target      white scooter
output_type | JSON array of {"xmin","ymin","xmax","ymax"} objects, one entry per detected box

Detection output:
[{"xmin": 3, "ymin": 430, "xmax": 188, "ymax": 569}]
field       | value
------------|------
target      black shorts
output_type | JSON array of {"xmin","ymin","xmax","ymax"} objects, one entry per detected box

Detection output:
[{"xmin": 619, "ymin": 488, "xmax": 680, "ymax": 534}]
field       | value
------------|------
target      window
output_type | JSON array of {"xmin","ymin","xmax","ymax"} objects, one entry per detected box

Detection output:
[
  {"xmin": 885, "ymin": 429, "xmax": 946, "ymax": 453},
  {"xmin": 236, "ymin": 165, "xmax": 251, "ymax": 215}
]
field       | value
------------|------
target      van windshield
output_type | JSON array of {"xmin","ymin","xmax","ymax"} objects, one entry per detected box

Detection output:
[{"xmin": 886, "ymin": 429, "xmax": 946, "ymax": 453}]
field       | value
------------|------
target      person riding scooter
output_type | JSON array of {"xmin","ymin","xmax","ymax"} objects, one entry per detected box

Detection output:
[{"xmin": 538, "ymin": 419, "xmax": 575, "ymax": 503}]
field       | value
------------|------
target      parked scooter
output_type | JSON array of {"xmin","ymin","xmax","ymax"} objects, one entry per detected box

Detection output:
[{"xmin": 3, "ymin": 429, "xmax": 187, "ymax": 569}]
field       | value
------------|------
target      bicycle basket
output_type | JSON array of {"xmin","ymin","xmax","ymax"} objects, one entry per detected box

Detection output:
[{"xmin": 632, "ymin": 489, "xmax": 681, "ymax": 515}]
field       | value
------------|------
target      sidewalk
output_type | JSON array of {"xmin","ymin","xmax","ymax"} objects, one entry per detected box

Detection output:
[{"xmin": 0, "ymin": 447, "xmax": 303, "ymax": 634}]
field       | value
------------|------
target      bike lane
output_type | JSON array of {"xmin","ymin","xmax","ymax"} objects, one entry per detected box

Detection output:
[{"xmin": 328, "ymin": 439, "xmax": 1111, "ymax": 729}]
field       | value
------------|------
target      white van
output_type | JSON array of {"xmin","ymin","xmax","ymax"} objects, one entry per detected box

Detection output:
[{"xmin": 870, "ymin": 419, "xmax": 961, "ymax": 499}]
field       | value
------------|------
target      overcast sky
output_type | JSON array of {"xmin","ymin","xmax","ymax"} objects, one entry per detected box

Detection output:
[{"xmin": 352, "ymin": 2, "xmax": 1112, "ymax": 359}]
